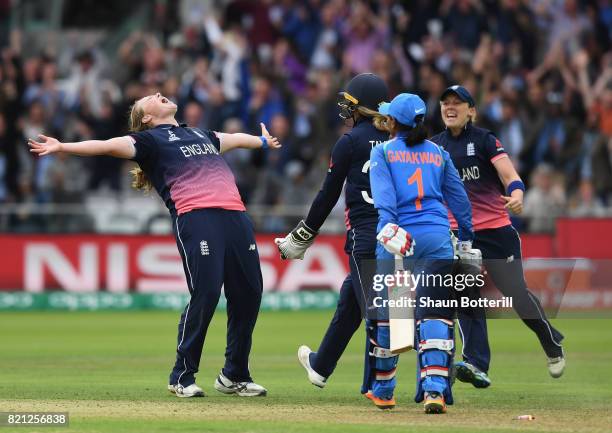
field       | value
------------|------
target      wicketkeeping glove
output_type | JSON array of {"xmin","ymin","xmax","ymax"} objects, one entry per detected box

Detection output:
[
  {"xmin": 274, "ymin": 220, "xmax": 318, "ymax": 260},
  {"xmin": 455, "ymin": 240, "xmax": 483, "ymax": 275},
  {"xmin": 376, "ymin": 223, "xmax": 415, "ymax": 257}
]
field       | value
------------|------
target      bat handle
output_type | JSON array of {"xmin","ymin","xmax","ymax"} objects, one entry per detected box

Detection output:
[{"xmin": 394, "ymin": 254, "xmax": 404, "ymax": 271}]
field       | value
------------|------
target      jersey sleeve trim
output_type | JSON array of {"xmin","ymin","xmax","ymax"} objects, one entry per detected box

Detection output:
[
  {"xmin": 490, "ymin": 153, "xmax": 508, "ymax": 164},
  {"xmin": 213, "ymin": 131, "xmax": 224, "ymax": 149}
]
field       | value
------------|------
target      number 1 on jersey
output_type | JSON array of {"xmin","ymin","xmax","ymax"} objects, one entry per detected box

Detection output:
[{"xmin": 408, "ymin": 168, "xmax": 424, "ymax": 210}]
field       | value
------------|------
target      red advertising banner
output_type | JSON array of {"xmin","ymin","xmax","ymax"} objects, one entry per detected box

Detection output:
[
  {"xmin": 556, "ymin": 218, "xmax": 612, "ymax": 259},
  {"xmin": 0, "ymin": 224, "xmax": 611, "ymax": 309},
  {"xmin": 0, "ymin": 234, "xmax": 348, "ymax": 293}
]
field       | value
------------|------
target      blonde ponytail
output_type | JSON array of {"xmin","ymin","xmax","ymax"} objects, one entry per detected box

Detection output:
[
  {"xmin": 129, "ymin": 166, "xmax": 152, "ymax": 191},
  {"xmin": 356, "ymin": 106, "xmax": 391, "ymax": 133},
  {"xmin": 128, "ymin": 102, "xmax": 153, "ymax": 192}
]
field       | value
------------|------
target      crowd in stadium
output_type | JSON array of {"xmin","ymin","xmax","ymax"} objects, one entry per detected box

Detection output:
[{"xmin": 0, "ymin": 0, "xmax": 610, "ymax": 233}]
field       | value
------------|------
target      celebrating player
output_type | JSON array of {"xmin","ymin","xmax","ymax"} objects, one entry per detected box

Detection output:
[
  {"xmin": 430, "ymin": 85, "xmax": 565, "ymax": 387},
  {"xmin": 28, "ymin": 92, "xmax": 281, "ymax": 398},
  {"xmin": 370, "ymin": 93, "xmax": 475, "ymax": 414},
  {"xmin": 274, "ymin": 74, "xmax": 393, "ymax": 405}
]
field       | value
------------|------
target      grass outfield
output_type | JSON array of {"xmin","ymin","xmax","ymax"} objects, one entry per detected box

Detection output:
[{"xmin": 1, "ymin": 311, "xmax": 611, "ymax": 433}]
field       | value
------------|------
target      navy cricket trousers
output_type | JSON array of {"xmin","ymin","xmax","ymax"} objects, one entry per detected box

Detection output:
[
  {"xmin": 457, "ymin": 225, "xmax": 564, "ymax": 372},
  {"xmin": 169, "ymin": 208, "xmax": 263, "ymax": 387},
  {"xmin": 310, "ymin": 227, "xmax": 375, "ymax": 389}
]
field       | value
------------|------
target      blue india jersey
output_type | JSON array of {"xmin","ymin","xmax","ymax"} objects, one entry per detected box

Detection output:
[{"xmin": 370, "ymin": 136, "xmax": 473, "ymax": 242}]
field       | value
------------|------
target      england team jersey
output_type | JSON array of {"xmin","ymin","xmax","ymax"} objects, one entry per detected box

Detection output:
[
  {"xmin": 305, "ymin": 119, "xmax": 389, "ymax": 232},
  {"xmin": 430, "ymin": 124, "xmax": 511, "ymax": 231},
  {"xmin": 130, "ymin": 124, "xmax": 245, "ymax": 216}
]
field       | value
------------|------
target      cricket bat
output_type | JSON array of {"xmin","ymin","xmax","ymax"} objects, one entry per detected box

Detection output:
[{"xmin": 389, "ymin": 254, "xmax": 415, "ymax": 354}]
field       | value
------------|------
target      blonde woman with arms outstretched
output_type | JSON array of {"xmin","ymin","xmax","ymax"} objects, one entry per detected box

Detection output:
[{"xmin": 29, "ymin": 92, "xmax": 280, "ymax": 398}]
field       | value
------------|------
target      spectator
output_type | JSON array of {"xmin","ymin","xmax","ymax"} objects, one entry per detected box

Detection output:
[
  {"xmin": 225, "ymin": 0, "xmax": 277, "ymax": 57},
  {"xmin": 341, "ymin": 2, "xmax": 386, "ymax": 75},
  {"xmin": 272, "ymin": 38, "xmax": 307, "ymax": 96},
  {"xmin": 277, "ymin": 1, "xmax": 321, "ymax": 62},
  {"xmin": 2, "ymin": 1, "xmax": 611, "ymax": 233},
  {"xmin": 495, "ymin": 0, "xmax": 538, "ymax": 70},
  {"xmin": 82, "ymin": 100, "xmax": 123, "ymax": 192},
  {"xmin": 548, "ymin": 0, "xmax": 591, "ymax": 55},
  {"xmin": 165, "ymin": 33, "xmax": 192, "ymax": 78},
  {"xmin": 247, "ymin": 75, "xmax": 285, "ymax": 133},
  {"xmin": 568, "ymin": 179, "xmax": 607, "ymax": 217},
  {"xmin": 441, "ymin": 0, "xmax": 487, "ymax": 51},
  {"xmin": 181, "ymin": 100, "xmax": 206, "ymax": 130},
  {"xmin": 43, "ymin": 151, "xmax": 88, "ymax": 206},
  {"xmin": 498, "ymin": 98, "xmax": 525, "ymax": 169},
  {"xmin": 0, "ymin": 112, "xmax": 18, "ymax": 201},
  {"xmin": 422, "ymin": 66, "xmax": 447, "ymax": 133},
  {"xmin": 268, "ymin": 113, "xmax": 295, "ymax": 173},
  {"xmin": 523, "ymin": 164, "xmax": 566, "ymax": 233},
  {"xmin": 62, "ymin": 50, "xmax": 107, "ymax": 115},
  {"xmin": 221, "ymin": 117, "xmax": 258, "ymax": 204},
  {"xmin": 204, "ymin": 16, "xmax": 248, "ymax": 119},
  {"xmin": 310, "ymin": 3, "xmax": 341, "ymax": 70}
]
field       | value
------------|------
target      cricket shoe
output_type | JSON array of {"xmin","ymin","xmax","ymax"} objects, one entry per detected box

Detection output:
[
  {"xmin": 297, "ymin": 345, "xmax": 327, "ymax": 388},
  {"xmin": 214, "ymin": 372, "xmax": 267, "ymax": 397},
  {"xmin": 454, "ymin": 361, "xmax": 491, "ymax": 388},
  {"xmin": 364, "ymin": 391, "xmax": 396, "ymax": 410},
  {"xmin": 168, "ymin": 383, "xmax": 205, "ymax": 398},
  {"xmin": 423, "ymin": 391, "xmax": 446, "ymax": 414},
  {"xmin": 547, "ymin": 355, "xmax": 565, "ymax": 378}
]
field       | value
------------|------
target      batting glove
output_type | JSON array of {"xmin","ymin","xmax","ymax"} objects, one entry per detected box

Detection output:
[
  {"xmin": 274, "ymin": 220, "xmax": 318, "ymax": 260},
  {"xmin": 376, "ymin": 223, "xmax": 415, "ymax": 257}
]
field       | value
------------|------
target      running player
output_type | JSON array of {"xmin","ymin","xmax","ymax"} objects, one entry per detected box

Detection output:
[
  {"xmin": 273, "ymin": 73, "xmax": 394, "ymax": 406},
  {"xmin": 28, "ymin": 92, "xmax": 281, "ymax": 398},
  {"xmin": 430, "ymin": 85, "xmax": 566, "ymax": 387},
  {"xmin": 370, "ymin": 92, "xmax": 476, "ymax": 414}
]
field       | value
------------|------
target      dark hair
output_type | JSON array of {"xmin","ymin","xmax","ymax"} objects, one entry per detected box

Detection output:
[{"xmin": 394, "ymin": 115, "xmax": 428, "ymax": 147}]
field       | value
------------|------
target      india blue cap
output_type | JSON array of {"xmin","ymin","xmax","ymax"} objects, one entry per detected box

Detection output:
[
  {"xmin": 378, "ymin": 93, "xmax": 426, "ymax": 128},
  {"xmin": 440, "ymin": 85, "xmax": 475, "ymax": 107}
]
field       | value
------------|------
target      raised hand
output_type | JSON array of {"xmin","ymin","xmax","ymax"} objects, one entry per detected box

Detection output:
[
  {"xmin": 260, "ymin": 122, "xmax": 281, "ymax": 149},
  {"xmin": 573, "ymin": 50, "xmax": 589, "ymax": 70},
  {"xmin": 28, "ymin": 134, "xmax": 62, "ymax": 156}
]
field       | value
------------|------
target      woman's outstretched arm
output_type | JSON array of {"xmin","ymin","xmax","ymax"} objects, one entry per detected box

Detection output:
[
  {"xmin": 218, "ymin": 123, "xmax": 281, "ymax": 153},
  {"xmin": 28, "ymin": 134, "xmax": 136, "ymax": 159}
]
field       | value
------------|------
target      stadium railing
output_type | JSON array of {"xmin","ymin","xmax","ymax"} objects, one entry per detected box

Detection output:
[{"xmin": 0, "ymin": 202, "xmax": 347, "ymax": 234}]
